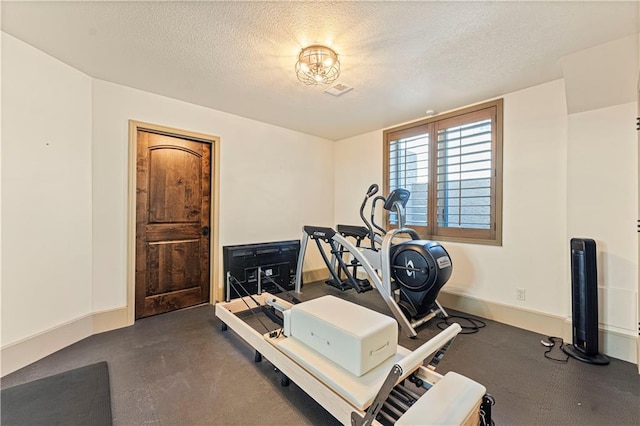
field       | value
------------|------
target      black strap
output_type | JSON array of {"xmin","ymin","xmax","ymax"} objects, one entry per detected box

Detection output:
[
  {"xmin": 228, "ymin": 276, "xmax": 275, "ymax": 336},
  {"xmin": 260, "ymin": 272, "xmax": 301, "ymax": 304}
]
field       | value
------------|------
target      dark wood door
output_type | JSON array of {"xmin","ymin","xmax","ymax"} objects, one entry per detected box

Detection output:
[{"xmin": 135, "ymin": 130, "xmax": 211, "ymax": 319}]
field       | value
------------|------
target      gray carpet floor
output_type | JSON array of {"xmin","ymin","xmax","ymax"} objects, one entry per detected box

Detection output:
[{"xmin": 2, "ymin": 282, "xmax": 639, "ymax": 425}]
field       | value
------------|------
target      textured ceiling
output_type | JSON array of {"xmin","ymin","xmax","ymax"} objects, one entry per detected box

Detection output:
[{"xmin": 2, "ymin": 1, "xmax": 638, "ymax": 140}]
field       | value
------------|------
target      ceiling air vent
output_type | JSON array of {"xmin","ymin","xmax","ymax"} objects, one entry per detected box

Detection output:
[{"xmin": 324, "ymin": 83, "xmax": 353, "ymax": 97}]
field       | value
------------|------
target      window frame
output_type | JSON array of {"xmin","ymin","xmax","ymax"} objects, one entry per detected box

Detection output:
[{"xmin": 383, "ymin": 98, "xmax": 503, "ymax": 246}]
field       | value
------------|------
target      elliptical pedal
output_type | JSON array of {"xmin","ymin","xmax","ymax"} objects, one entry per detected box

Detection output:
[
  {"xmin": 324, "ymin": 277, "xmax": 373, "ymax": 292},
  {"xmin": 356, "ymin": 278, "xmax": 373, "ymax": 292},
  {"xmin": 324, "ymin": 279, "xmax": 353, "ymax": 292}
]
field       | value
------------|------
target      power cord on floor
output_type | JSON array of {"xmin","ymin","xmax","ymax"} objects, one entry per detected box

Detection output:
[
  {"xmin": 541, "ymin": 336, "xmax": 569, "ymax": 363},
  {"xmin": 436, "ymin": 315, "xmax": 486, "ymax": 334}
]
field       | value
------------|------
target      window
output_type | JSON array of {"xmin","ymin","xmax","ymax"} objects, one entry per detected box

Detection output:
[{"xmin": 383, "ymin": 99, "xmax": 503, "ymax": 245}]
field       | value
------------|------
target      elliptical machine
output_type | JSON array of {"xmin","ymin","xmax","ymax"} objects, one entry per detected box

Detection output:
[{"xmin": 295, "ymin": 184, "xmax": 452, "ymax": 338}]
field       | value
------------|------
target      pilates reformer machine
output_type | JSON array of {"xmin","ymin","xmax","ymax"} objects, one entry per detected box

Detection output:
[
  {"xmin": 295, "ymin": 184, "xmax": 452, "ymax": 338},
  {"xmin": 216, "ymin": 290, "xmax": 492, "ymax": 426}
]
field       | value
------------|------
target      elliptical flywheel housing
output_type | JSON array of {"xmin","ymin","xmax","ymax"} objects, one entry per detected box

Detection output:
[{"xmin": 391, "ymin": 241, "xmax": 452, "ymax": 319}]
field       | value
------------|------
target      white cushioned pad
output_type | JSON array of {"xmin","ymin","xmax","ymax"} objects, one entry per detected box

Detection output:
[
  {"xmin": 396, "ymin": 372, "xmax": 486, "ymax": 426},
  {"xmin": 278, "ymin": 336, "xmax": 411, "ymax": 410},
  {"xmin": 285, "ymin": 295, "xmax": 397, "ymax": 377}
]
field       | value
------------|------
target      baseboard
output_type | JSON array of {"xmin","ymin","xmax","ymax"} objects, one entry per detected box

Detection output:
[
  {"xmin": 300, "ymin": 271, "xmax": 637, "ymax": 364},
  {"xmin": 596, "ymin": 324, "xmax": 638, "ymax": 365},
  {"xmin": 1, "ymin": 307, "xmax": 129, "ymax": 377},
  {"xmin": 439, "ymin": 289, "xmax": 638, "ymax": 364},
  {"xmin": 92, "ymin": 306, "xmax": 132, "ymax": 334},
  {"xmin": 438, "ymin": 291, "xmax": 567, "ymax": 336},
  {"xmin": 302, "ymin": 268, "xmax": 329, "ymax": 285},
  {"xmin": 1, "ymin": 269, "xmax": 326, "ymax": 377},
  {"xmin": 2, "ymin": 287, "xmax": 634, "ymax": 375}
]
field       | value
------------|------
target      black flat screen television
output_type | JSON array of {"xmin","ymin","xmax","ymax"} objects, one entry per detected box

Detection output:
[{"xmin": 223, "ymin": 240, "xmax": 300, "ymax": 300}]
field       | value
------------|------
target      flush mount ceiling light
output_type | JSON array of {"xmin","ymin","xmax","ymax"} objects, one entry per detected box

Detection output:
[{"xmin": 295, "ymin": 44, "xmax": 340, "ymax": 86}]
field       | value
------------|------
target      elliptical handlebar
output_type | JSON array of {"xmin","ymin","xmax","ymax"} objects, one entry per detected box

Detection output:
[
  {"xmin": 370, "ymin": 196, "xmax": 387, "ymax": 236},
  {"xmin": 365, "ymin": 184, "xmax": 379, "ymax": 197},
  {"xmin": 356, "ymin": 184, "xmax": 412, "ymax": 250},
  {"xmin": 359, "ymin": 185, "xmax": 379, "ymax": 247},
  {"xmin": 366, "ymin": 185, "xmax": 412, "ymax": 247}
]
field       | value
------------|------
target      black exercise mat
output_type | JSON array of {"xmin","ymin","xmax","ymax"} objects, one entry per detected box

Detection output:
[{"xmin": 1, "ymin": 361, "xmax": 113, "ymax": 426}]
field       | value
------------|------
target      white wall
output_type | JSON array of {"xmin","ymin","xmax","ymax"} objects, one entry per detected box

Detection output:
[
  {"xmin": 567, "ymin": 103, "xmax": 638, "ymax": 333},
  {"xmin": 1, "ymin": 20, "xmax": 4, "ymax": 353},
  {"xmin": 561, "ymin": 34, "xmax": 638, "ymax": 115},
  {"xmin": 335, "ymin": 68, "xmax": 639, "ymax": 359},
  {"xmin": 561, "ymin": 34, "xmax": 639, "ymax": 358},
  {"xmin": 1, "ymin": 34, "xmax": 93, "ymax": 346},
  {"xmin": 91, "ymin": 81, "xmax": 335, "ymax": 311},
  {"xmin": 335, "ymin": 80, "xmax": 570, "ymax": 316},
  {"xmin": 334, "ymin": 129, "xmax": 383, "ymax": 226},
  {"xmin": 1, "ymin": 32, "xmax": 335, "ymax": 350},
  {"xmin": 498, "ymin": 81, "xmax": 569, "ymax": 315}
]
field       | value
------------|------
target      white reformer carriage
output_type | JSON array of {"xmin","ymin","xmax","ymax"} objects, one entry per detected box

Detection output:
[{"xmin": 216, "ymin": 294, "xmax": 487, "ymax": 426}]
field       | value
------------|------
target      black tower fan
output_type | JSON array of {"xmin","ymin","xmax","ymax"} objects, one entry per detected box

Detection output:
[{"xmin": 562, "ymin": 238, "xmax": 609, "ymax": 365}]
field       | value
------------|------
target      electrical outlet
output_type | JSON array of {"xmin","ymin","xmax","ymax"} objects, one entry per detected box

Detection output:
[{"xmin": 516, "ymin": 288, "xmax": 526, "ymax": 301}]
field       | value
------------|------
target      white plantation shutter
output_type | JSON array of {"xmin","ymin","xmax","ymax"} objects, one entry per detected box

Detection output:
[
  {"xmin": 384, "ymin": 100, "xmax": 502, "ymax": 244},
  {"xmin": 388, "ymin": 127, "xmax": 429, "ymax": 227},
  {"xmin": 435, "ymin": 108, "xmax": 496, "ymax": 238}
]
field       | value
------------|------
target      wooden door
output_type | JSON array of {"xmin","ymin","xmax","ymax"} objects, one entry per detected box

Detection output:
[{"xmin": 135, "ymin": 130, "xmax": 211, "ymax": 319}]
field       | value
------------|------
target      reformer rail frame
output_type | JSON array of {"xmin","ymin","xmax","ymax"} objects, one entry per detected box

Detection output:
[{"xmin": 215, "ymin": 293, "xmax": 464, "ymax": 426}]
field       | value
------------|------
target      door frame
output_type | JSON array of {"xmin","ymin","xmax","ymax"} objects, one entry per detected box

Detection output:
[{"xmin": 127, "ymin": 120, "xmax": 221, "ymax": 324}]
